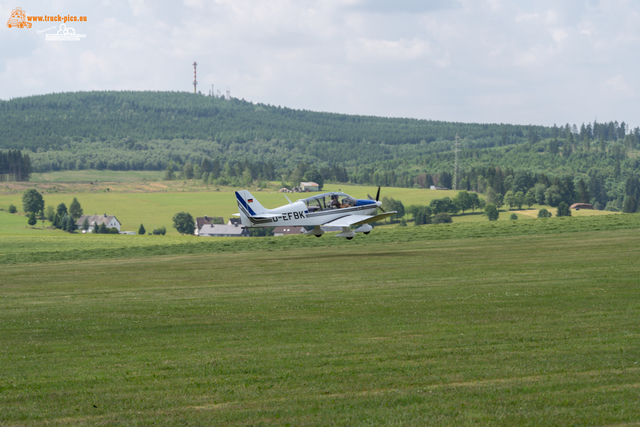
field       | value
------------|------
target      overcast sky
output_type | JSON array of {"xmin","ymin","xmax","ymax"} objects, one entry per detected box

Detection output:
[{"xmin": 2, "ymin": 0, "xmax": 639, "ymax": 127}]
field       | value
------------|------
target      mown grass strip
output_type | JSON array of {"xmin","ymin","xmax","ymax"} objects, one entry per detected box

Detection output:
[{"xmin": 2, "ymin": 213, "xmax": 639, "ymax": 265}]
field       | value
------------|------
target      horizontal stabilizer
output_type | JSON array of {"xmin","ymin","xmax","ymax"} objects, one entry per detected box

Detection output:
[
  {"xmin": 251, "ymin": 213, "xmax": 281, "ymax": 220},
  {"xmin": 322, "ymin": 211, "xmax": 396, "ymax": 228}
]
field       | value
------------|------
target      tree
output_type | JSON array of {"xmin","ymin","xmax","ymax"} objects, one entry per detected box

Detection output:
[
  {"xmin": 514, "ymin": 191, "xmax": 524, "ymax": 210},
  {"xmin": 537, "ymin": 208, "xmax": 552, "ymax": 218},
  {"xmin": 556, "ymin": 202, "xmax": 571, "ymax": 217},
  {"xmin": 164, "ymin": 161, "xmax": 175, "ymax": 181},
  {"xmin": 56, "ymin": 203, "xmax": 68, "ymax": 218},
  {"xmin": 484, "ymin": 204, "xmax": 499, "ymax": 221},
  {"xmin": 622, "ymin": 195, "xmax": 638, "ymax": 214},
  {"xmin": 138, "ymin": 223, "xmax": 146, "ymax": 235},
  {"xmin": 576, "ymin": 178, "xmax": 590, "ymax": 203},
  {"xmin": 382, "ymin": 197, "xmax": 405, "ymax": 219},
  {"xmin": 61, "ymin": 214, "xmax": 69, "ymax": 232},
  {"xmin": 67, "ymin": 215, "xmax": 78, "ymax": 233},
  {"xmin": 82, "ymin": 217, "xmax": 90, "ymax": 232},
  {"xmin": 173, "ymin": 212, "xmax": 195, "ymax": 235},
  {"xmin": 433, "ymin": 212, "xmax": 452, "ymax": 224},
  {"xmin": 504, "ymin": 191, "xmax": 515, "ymax": 210},
  {"xmin": 545, "ymin": 186, "xmax": 562, "ymax": 207},
  {"xmin": 469, "ymin": 193, "xmax": 481, "ymax": 213},
  {"xmin": 153, "ymin": 226, "xmax": 167, "ymax": 235},
  {"xmin": 22, "ymin": 189, "xmax": 45, "ymax": 215},
  {"xmin": 413, "ymin": 206, "xmax": 432, "ymax": 225},
  {"xmin": 534, "ymin": 184, "xmax": 547, "ymax": 205},
  {"xmin": 69, "ymin": 197, "xmax": 83, "ymax": 220},
  {"xmin": 524, "ymin": 190, "xmax": 536, "ymax": 208},
  {"xmin": 45, "ymin": 205, "xmax": 55, "ymax": 222},
  {"xmin": 8, "ymin": 204, "xmax": 17, "ymax": 213},
  {"xmin": 494, "ymin": 194, "xmax": 504, "ymax": 209},
  {"xmin": 303, "ymin": 169, "xmax": 324, "ymax": 190},
  {"xmin": 98, "ymin": 223, "xmax": 108, "ymax": 234},
  {"xmin": 510, "ymin": 213, "xmax": 518, "ymax": 220},
  {"xmin": 454, "ymin": 191, "xmax": 472, "ymax": 214},
  {"xmin": 485, "ymin": 186, "xmax": 498, "ymax": 205},
  {"xmin": 28, "ymin": 212, "xmax": 37, "ymax": 227},
  {"xmin": 183, "ymin": 162, "xmax": 194, "ymax": 180},
  {"xmin": 92, "ymin": 221, "xmax": 100, "ymax": 233}
]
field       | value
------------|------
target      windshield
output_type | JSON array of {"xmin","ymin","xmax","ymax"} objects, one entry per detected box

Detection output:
[{"xmin": 302, "ymin": 192, "xmax": 356, "ymax": 211}]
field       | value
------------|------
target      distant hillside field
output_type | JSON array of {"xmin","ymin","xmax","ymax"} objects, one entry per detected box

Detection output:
[{"xmin": 0, "ymin": 183, "xmax": 618, "ymax": 236}]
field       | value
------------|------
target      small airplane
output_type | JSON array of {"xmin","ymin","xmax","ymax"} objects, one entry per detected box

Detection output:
[{"xmin": 235, "ymin": 187, "xmax": 396, "ymax": 239}]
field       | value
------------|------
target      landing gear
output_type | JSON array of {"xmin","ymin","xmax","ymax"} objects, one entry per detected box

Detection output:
[
  {"xmin": 315, "ymin": 234, "xmax": 322, "ymax": 238},
  {"xmin": 346, "ymin": 236, "xmax": 353, "ymax": 240}
]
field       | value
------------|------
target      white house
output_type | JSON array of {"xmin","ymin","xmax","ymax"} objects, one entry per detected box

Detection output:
[
  {"xmin": 76, "ymin": 214, "xmax": 121, "ymax": 232},
  {"xmin": 198, "ymin": 222, "xmax": 249, "ymax": 237}
]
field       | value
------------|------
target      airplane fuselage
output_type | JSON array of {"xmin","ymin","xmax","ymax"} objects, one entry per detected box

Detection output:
[{"xmin": 240, "ymin": 200, "xmax": 378, "ymax": 228}]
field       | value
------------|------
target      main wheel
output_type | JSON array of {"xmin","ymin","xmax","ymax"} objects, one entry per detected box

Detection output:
[
  {"xmin": 315, "ymin": 234, "xmax": 322, "ymax": 238},
  {"xmin": 364, "ymin": 232, "xmax": 370, "ymax": 235},
  {"xmin": 346, "ymin": 236, "xmax": 353, "ymax": 240}
]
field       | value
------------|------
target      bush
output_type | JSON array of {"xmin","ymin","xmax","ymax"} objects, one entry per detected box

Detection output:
[
  {"xmin": 109, "ymin": 227, "xmax": 120, "ymax": 234},
  {"xmin": 537, "ymin": 208, "xmax": 552, "ymax": 218},
  {"xmin": 153, "ymin": 226, "xmax": 167, "ymax": 235},
  {"xmin": 433, "ymin": 212, "xmax": 452, "ymax": 224},
  {"xmin": 484, "ymin": 204, "xmax": 499, "ymax": 221},
  {"xmin": 413, "ymin": 206, "xmax": 432, "ymax": 226},
  {"xmin": 8, "ymin": 204, "xmax": 17, "ymax": 214},
  {"xmin": 556, "ymin": 202, "xmax": 572, "ymax": 217},
  {"xmin": 510, "ymin": 213, "xmax": 518, "ymax": 220}
]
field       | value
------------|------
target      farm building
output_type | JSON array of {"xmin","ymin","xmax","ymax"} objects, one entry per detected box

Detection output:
[
  {"xmin": 300, "ymin": 182, "xmax": 319, "ymax": 192},
  {"xmin": 198, "ymin": 223, "xmax": 249, "ymax": 237},
  {"xmin": 570, "ymin": 203, "xmax": 594, "ymax": 210},
  {"xmin": 228, "ymin": 218, "xmax": 241, "ymax": 226},
  {"xmin": 76, "ymin": 214, "xmax": 121, "ymax": 232},
  {"xmin": 195, "ymin": 215, "xmax": 224, "ymax": 236},
  {"xmin": 273, "ymin": 226, "xmax": 306, "ymax": 236}
]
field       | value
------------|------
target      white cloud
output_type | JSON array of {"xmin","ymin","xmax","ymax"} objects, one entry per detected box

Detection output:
[{"xmin": 346, "ymin": 38, "xmax": 430, "ymax": 61}]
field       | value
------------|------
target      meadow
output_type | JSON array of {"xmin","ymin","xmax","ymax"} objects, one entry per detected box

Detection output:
[
  {"xmin": 1, "ymin": 175, "xmax": 617, "ymax": 235},
  {"xmin": 1, "ymin": 218, "xmax": 639, "ymax": 425}
]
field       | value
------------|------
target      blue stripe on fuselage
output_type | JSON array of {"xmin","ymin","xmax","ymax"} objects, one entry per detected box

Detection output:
[
  {"xmin": 355, "ymin": 199, "xmax": 377, "ymax": 207},
  {"xmin": 235, "ymin": 191, "xmax": 257, "ymax": 216}
]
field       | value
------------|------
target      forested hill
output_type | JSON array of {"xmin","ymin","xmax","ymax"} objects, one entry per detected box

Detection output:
[{"xmin": 2, "ymin": 90, "xmax": 543, "ymax": 150}]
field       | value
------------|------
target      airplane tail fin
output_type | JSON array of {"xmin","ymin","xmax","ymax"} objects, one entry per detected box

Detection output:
[{"xmin": 235, "ymin": 190, "xmax": 267, "ymax": 227}]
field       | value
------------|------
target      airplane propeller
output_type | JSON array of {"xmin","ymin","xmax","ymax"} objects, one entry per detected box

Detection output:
[{"xmin": 368, "ymin": 187, "xmax": 385, "ymax": 212}]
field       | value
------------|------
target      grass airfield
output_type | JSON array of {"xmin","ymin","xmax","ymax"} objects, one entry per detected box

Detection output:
[{"xmin": 2, "ymin": 212, "xmax": 640, "ymax": 425}]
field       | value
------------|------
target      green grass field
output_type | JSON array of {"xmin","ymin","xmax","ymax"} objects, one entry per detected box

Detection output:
[
  {"xmin": 0, "ymin": 179, "xmax": 618, "ymax": 235},
  {"xmin": 28, "ymin": 170, "xmax": 165, "ymax": 183},
  {"xmin": 1, "ymin": 217, "xmax": 639, "ymax": 425}
]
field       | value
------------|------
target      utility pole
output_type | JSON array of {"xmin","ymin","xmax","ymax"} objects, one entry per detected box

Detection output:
[{"xmin": 453, "ymin": 133, "xmax": 460, "ymax": 190}]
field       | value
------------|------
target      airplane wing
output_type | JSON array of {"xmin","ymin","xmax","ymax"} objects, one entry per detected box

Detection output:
[{"xmin": 322, "ymin": 211, "xmax": 396, "ymax": 228}]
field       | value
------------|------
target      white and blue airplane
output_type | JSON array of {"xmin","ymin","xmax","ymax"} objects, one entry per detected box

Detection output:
[{"xmin": 235, "ymin": 187, "xmax": 396, "ymax": 239}]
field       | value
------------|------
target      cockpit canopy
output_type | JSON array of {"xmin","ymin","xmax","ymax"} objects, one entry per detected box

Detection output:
[{"xmin": 301, "ymin": 192, "xmax": 357, "ymax": 212}]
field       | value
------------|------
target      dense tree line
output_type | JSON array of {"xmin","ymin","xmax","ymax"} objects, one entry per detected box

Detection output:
[
  {"xmin": 3, "ymin": 91, "xmax": 639, "ymax": 212},
  {"xmin": 0, "ymin": 91, "xmax": 547, "ymax": 151},
  {"xmin": 0, "ymin": 150, "xmax": 31, "ymax": 181}
]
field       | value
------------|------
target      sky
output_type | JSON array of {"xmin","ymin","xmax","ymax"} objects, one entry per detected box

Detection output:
[{"xmin": 1, "ymin": 0, "xmax": 639, "ymax": 127}]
